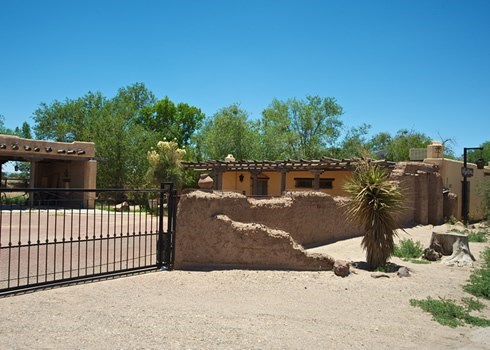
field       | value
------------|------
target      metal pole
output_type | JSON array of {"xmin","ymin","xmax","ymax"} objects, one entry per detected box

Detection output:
[{"xmin": 462, "ymin": 148, "xmax": 468, "ymax": 225}]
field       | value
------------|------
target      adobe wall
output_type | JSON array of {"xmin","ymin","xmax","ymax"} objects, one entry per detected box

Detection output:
[
  {"xmin": 390, "ymin": 162, "xmax": 445, "ymax": 226},
  {"xmin": 175, "ymin": 162, "xmax": 448, "ymax": 270},
  {"xmin": 174, "ymin": 191, "xmax": 339, "ymax": 270}
]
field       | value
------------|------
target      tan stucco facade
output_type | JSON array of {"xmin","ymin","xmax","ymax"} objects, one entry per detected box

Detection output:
[
  {"xmin": 424, "ymin": 157, "xmax": 489, "ymax": 222},
  {"xmin": 0, "ymin": 135, "xmax": 97, "ymax": 208},
  {"xmin": 220, "ymin": 169, "xmax": 352, "ymax": 196}
]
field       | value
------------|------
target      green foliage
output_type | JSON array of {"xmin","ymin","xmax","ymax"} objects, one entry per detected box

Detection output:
[
  {"xmin": 197, "ymin": 104, "xmax": 260, "ymax": 160},
  {"xmin": 0, "ymin": 195, "xmax": 27, "ymax": 206},
  {"xmin": 336, "ymin": 123, "xmax": 371, "ymax": 159},
  {"xmin": 466, "ymin": 141, "xmax": 490, "ymax": 165},
  {"xmin": 464, "ymin": 247, "xmax": 490, "ymax": 299},
  {"xmin": 385, "ymin": 129, "xmax": 432, "ymax": 161},
  {"xmin": 368, "ymin": 132, "xmax": 392, "ymax": 159},
  {"xmin": 343, "ymin": 160, "xmax": 403, "ymax": 269},
  {"xmin": 393, "ymin": 239, "xmax": 424, "ymax": 259},
  {"xmin": 467, "ymin": 230, "xmax": 488, "ymax": 243},
  {"xmin": 260, "ymin": 95, "xmax": 343, "ymax": 159},
  {"xmin": 410, "ymin": 297, "xmax": 490, "ymax": 328},
  {"xmin": 138, "ymin": 96, "xmax": 205, "ymax": 147},
  {"xmin": 30, "ymin": 83, "xmax": 205, "ymax": 189}
]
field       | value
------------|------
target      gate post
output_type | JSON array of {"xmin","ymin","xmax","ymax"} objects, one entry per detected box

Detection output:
[
  {"xmin": 157, "ymin": 182, "xmax": 175, "ymax": 270},
  {"xmin": 156, "ymin": 182, "xmax": 166, "ymax": 269}
]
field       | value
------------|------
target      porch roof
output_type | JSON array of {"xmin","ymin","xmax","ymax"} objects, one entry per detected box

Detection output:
[{"xmin": 182, "ymin": 157, "xmax": 395, "ymax": 172}]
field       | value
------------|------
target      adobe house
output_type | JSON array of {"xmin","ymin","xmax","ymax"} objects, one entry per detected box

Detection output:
[
  {"xmin": 0, "ymin": 134, "xmax": 97, "ymax": 208},
  {"xmin": 183, "ymin": 156, "xmax": 395, "ymax": 197},
  {"xmin": 183, "ymin": 145, "xmax": 490, "ymax": 224},
  {"xmin": 421, "ymin": 141, "xmax": 490, "ymax": 222}
]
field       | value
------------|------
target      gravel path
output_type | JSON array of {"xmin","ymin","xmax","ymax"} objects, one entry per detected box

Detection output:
[{"xmin": 0, "ymin": 225, "xmax": 489, "ymax": 349}]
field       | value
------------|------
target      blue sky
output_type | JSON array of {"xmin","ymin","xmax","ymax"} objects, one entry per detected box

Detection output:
[{"xmin": 1, "ymin": 0, "xmax": 489, "ymax": 158}]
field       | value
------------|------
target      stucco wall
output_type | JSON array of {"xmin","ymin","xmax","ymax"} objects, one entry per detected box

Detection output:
[
  {"xmin": 390, "ymin": 162, "xmax": 445, "ymax": 226},
  {"xmin": 221, "ymin": 169, "xmax": 352, "ymax": 197},
  {"xmin": 174, "ymin": 191, "xmax": 340, "ymax": 270},
  {"xmin": 424, "ymin": 158, "xmax": 489, "ymax": 221}
]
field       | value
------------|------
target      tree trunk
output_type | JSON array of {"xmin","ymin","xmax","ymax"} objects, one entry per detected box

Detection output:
[{"xmin": 429, "ymin": 232, "xmax": 475, "ymax": 266}]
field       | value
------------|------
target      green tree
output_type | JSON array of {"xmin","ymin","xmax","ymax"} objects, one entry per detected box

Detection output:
[
  {"xmin": 259, "ymin": 99, "xmax": 297, "ymax": 160},
  {"xmin": 13, "ymin": 122, "xmax": 34, "ymax": 177},
  {"xmin": 95, "ymin": 84, "xmax": 157, "ymax": 188},
  {"xmin": 343, "ymin": 160, "xmax": 404, "ymax": 269},
  {"xmin": 198, "ymin": 104, "xmax": 260, "ymax": 160},
  {"xmin": 137, "ymin": 97, "xmax": 205, "ymax": 147},
  {"xmin": 32, "ymin": 83, "xmax": 160, "ymax": 188},
  {"xmin": 0, "ymin": 115, "xmax": 15, "ymax": 135},
  {"xmin": 336, "ymin": 123, "xmax": 371, "ymax": 159},
  {"xmin": 260, "ymin": 95, "xmax": 343, "ymax": 159},
  {"xmin": 467, "ymin": 141, "xmax": 490, "ymax": 165},
  {"xmin": 385, "ymin": 129, "xmax": 432, "ymax": 162},
  {"xmin": 368, "ymin": 132, "xmax": 392, "ymax": 159}
]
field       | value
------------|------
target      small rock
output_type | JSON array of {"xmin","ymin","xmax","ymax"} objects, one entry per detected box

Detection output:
[
  {"xmin": 371, "ymin": 272, "xmax": 390, "ymax": 278},
  {"xmin": 397, "ymin": 266, "xmax": 410, "ymax": 277},
  {"xmin": 424, "ymin": 247, "xmax": 442, "ymax": 261},
  {"xmin": 333, "ymin": 260, "xmax": 350, "ymax": 277}
]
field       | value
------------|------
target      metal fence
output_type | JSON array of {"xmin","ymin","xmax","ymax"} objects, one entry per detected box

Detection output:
[{"xmin": 0, "ymin": 183, "xmax": 177, "ymax": 296}]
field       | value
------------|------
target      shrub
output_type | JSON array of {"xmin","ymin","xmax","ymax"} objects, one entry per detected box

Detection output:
[
  {"xmin": 393, "ymin": 239, "xmax": 424, "ymax": 259},
  {"xmin": 467, "ymin": 230, "xmax": 488, "ymax": 243},
  {"xmin": 464, "ymin": 247, "xmax": 490, "ymax": 299},
  {"xmin": 410, "ymin": 297, "xmax": 490, "ymax": 328}
]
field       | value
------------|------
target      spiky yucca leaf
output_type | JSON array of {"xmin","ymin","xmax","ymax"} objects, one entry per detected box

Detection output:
[{"xmin": 343, "ymin": 160, "xmax": 403, "ymax": 269}]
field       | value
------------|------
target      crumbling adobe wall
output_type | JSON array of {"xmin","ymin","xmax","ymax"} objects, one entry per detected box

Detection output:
[{"xmin": 174, "ymin": 191, "xmax": 347, "ymax": 270}]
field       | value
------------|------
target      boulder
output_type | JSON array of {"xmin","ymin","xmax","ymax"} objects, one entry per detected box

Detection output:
[
  {"xmin": 333, "ymin": 260, "xmax": 350, "ymax": 277},
  {"xmin": 397, "ymin": 266, "xmax": 410, "ymax": 277},
  {"xmin": 423, "ymin": 247, "xmax": 442, "ymax": 261}
]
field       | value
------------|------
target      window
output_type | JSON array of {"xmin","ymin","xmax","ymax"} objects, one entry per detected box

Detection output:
[
  {"xmin": 294, "ymin": 178, "xmax": 334, "ymax": 189},
  {"xmin": 319, "ymin": 178, "xmax": 334, "ymax": 189},
  {"xmin": 295, "ymin": 178, "xmax": 313, "ymax": 188}
]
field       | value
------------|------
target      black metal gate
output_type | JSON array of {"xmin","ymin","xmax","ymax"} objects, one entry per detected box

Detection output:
[{"xmin": 0, "ymin": 182, "xmax": 177, "ymax": 296}]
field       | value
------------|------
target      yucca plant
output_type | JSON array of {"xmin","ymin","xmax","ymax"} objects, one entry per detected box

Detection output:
[{"xmin": 343, "ymin": 160, "xmax": 404, "ymax": 270}]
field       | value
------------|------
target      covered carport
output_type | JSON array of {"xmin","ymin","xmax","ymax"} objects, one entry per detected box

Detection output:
[{"xmin": 0, "ymin": 134, "xmax": 97, "ymax": 208}]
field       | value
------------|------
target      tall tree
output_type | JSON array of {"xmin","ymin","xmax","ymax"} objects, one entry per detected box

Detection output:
[
  {"xmin": 137, "ymin": 97, "xmax": 205, "ymax": 147},
  {"xmin": 385, "ymin": 129, "xmax": 432, "ymax": 162},
  {"xmin": 198, "ymin": 104, "xmax": 260, "ymax": 161},
  {"xmin": 337, "ymin": 123, "xmax": 371, "ymax": 159},
  {"xmin": 261, "ymin": 95, "xmax": 343, "ymax": 159},
  {"xmin": 466, "ymin": 141, "xmax": 490, "ymax": 165},
  {"xmin": 259, "ymin": 99, "xmax": 297, "ymax": 160},
  {"xmin": 368, "ymin": 132, "xmax": 392, "ymax": 159},
  {"xmin": 95, "ymin": 84, "xmax": 157, "ymax": 188},
  {"xmin": 32, "ymin": 83, "xmax": 160, "ymax": 188}
]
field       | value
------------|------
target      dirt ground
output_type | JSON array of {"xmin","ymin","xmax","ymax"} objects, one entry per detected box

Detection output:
[{"xmin": 0, "ymin": 224, "xmax": 489, "ymax": 350}]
